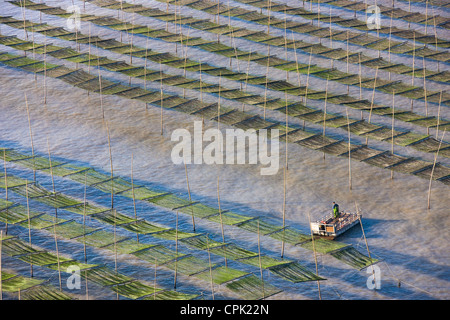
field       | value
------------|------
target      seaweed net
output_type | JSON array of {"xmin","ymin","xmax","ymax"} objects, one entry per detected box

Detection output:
[
  {"xmin": 268, "ymin": 262, "xmax": 325, "ymax": 283},
  {"xmin": 75, "ymin": 230, "xmax": 128, "ymax": 248},
  {"xmin": 225, "ymin": 274, "xmax": 281, "ymax": 300},
  {"xmin": 0, "ymin": 204, "xmax": 42, "ymax": 224},
  {"xmin": 330, "ymin": 246, "xmax": 378, "ymax": 270},
  {"xmin": 146, "ymin": 290, "xmax": 199, "ymax": 300},
  {"xmin": 196, "ymin": 266, "xmax": 249, "ymax": 285},
  {"xmin": 131, "ymin": 245, "xmax": 187, "ymax": 266},
  {"xmin": 300, "ymin": 238, "xmax": 349, "ymax": 254},
  {"xmin": 1, "ymin": 271, "xmax": 45, "ymax": 293},
  {"xmin": 20, "ymin": 284, "xmax": 75, "ymax": 300},
  {"xmin": 0, "ymin": 204, "xmax": 200, "ymax": 299},
  {"xmin": 48, "ymin": 220, "xmax": 98, "ymax": 239},
  {"xmin": 165, "ymin": 255, "xmax": 216, "ymax": 276},
  {"xmin": 111, "ymin": 280, "xmax": 162, "ymax": 299}
]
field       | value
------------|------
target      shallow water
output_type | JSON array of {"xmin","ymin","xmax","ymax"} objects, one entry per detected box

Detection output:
[{"xmin": 0, "ymin": 0, "xmax": 449, "ymax": 300}]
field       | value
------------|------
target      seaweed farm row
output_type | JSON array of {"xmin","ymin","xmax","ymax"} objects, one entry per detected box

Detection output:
[
  {"xmin": 87, "ymin": 0, "xmax": 450, "ymax": 80},
  {"xmin": 10, "ymin": 0, "xmax": 450, "ymax": 108},
  {"xmin": 1, "ymin": 263, "xmax": 75, "ymax": 300},
  {"xmin": 0, "ymin": 31, "xmax": 449, "ymax": 159},
  {"xmin": 0, "ymin": 229, "xmax": 201, "ymax": 300},
  {"xmin": 257, "ymin": 0, "xmax": 450, "ymax": 29},
  {"xmin": 1, "ymin": 15, "xmax": 449, "ymax": 136},
  {"xmin": 0, "ymin": 146, "xmax": 376, "ymax": 270}
]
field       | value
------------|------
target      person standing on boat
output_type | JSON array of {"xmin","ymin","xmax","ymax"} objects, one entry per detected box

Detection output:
[{"xmin": 332, "ymin": 202, "xmax": 340, "ymax": 219}]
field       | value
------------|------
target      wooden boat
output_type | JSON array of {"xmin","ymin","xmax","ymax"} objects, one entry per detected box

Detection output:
[{"xmin": 310, "ymin": 212, "xmax": 361, "ymax": 240}]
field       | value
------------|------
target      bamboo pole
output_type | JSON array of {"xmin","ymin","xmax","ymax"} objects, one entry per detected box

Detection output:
[
  {"xmin": 85, "ymin": 270, "xmax": 89, "ymax": 300},
  {"xmin": 129, "ymin": 3, "xmax": 135, "ymax": 83},
  {"xmin": 218, "ymin": 72, "xmax": 222, "ymax": 133},
  {"xmin": 307, "ymin": 212, "xmax": 321, "ymax": 300},
  {"xmin": 25, "ymin": 180, "xmax": 33, "ymax": 277},
  {"xmin": 230, "ymin": 26, "xmax": 240, "ymax": 73},
  {"xmin": 96, "ymin": 42, "xmax": 104, "ymax": 119},
  {"xmin": 366, "ymin": 67, "xmax": 379, "ymax": 145},
  {"xmin": 358, "ymin": 53, "xmax": 362, "ymax": 102},
  {"xmin": 174, "ymin": 210, "xmax": 178, "ymax": 289},
  {"xmin": 322, "ymin": 78, "xmax": 329, "ymax": 149},
  {"xmin": 423, "ymin": 56, "xmax": 428, "ymax": 118},
  {"xmin": 228, "ymin": 0, "xmax": 231, "ymax": 27},
  {"xmin": 358, "ymin": 213, "xmax": 375, "ymax": 279},
  {"xmin": 83, "ymin": 171, "xmax": 87, "ymax": 263},
  {"xmin": 216, "ymin": 175, "xmax": 227, "ymax": 267},
  {"xmin": 244, "ymin": 50, "xmax": 252, "ymax": 92},
  {"xmin": 243, "ymin": 50, "xmax": 252, "ymax": 110},
  {"xmin": 25, "ymin": 93, "xmax": 36, "ymax": 182},
  {"xmin": 281, "ymin": 166, "xmax": 286, "ymax": 258},
  {"xmin": 32, "ymin": 24, "xmax": 36, "ymax": 82},
  {"xmin": 206, "ymin": 234, "xmax": 215, "ymax": 300},
  {"xmin": 427, "ymin": 129, "xmax": 446, "ymax": 210},
  {"xmin": 436, "ymin": 91, "xmax": 442, "ymax": 139},
  {"xmin": 291, "ymin": 31, "xmax": 301, "ymax": 90},
  {"xmin": 153, "ymin": 257, "xmax": 157, "ymax": 300},
  {"xmin": 46, "ymin": 138, "xmax": 57, "ymax": 217},
  {"xmin": 0, "ymin": 230, "xmax": 2, "ymax": 300},
  {"xmin": 46, "ymin": 139, "xmax": 62, "ymax": 290},
  {"xmin": 106, "ymin": 124, "xmax": 114, "ymax": 210},
  {"xmin": 182, "ymin": 28, "xmax": 189, "ymax": 98},
  {"xmin": 199, "ymin": 61, "xmax": 203, "ymax": 104},
  {"xmin": 304, "ymin": 48, "xmax": 313, "ymax": 108},
  {"xmin": 285, "ymin": 91, "xmax": 288, "ymax": 170},
  {"xmin": 3, "ymin": 150, "xmax": 8, "ymax": 234},
  {"xmin": 184, "ymin": 159, "xmax": 195, "ymax": 231},
  {"xmin": 106, "ymin": 123, "xmax": 117, "ymax": 274},
  {"xmin": 391, "ymin": 91, "xmax": 395, "ymax": 180},
  {"xmin": 217, "ymin": 0, "xmax": 220, "ymax": 27},
  {"xmin": 346, "ymin": 31, "xmax": 349, "ymax": 73},
  {"xmin": 52, "ymin": 216, "xmax": 62, "ymax": 291},
  {"xmin": 120, "ymin": 0, "xmax": 124, "ymax": 41},
  {"xmin": 144, "ymin": 27, "xmax": 150, "ymax": 108},
  {"xmin": 131, "ymin": 153, "xmax": 139, "ymax": 243},
  {"xmin": 20, "ymin": 0, "xmax": 28, "ymax": 41},
  {"xmin": 346, "ymin": 107, "xmax": 352, "ymax": 191},
  {"xmin": 408, "ymin": 0, "xmax": 411, "ymax": 29},
  {"xmin": 317, "ymin": 0, "xmax": 321, "ymax": 28},
  {"xmin": 257, "ymin": 220, "xmax": 265, "ymax": 300},
  {"xmin": 174, "ymin": 0, "xmax": 179, "ymax": 54},
  {"xmin": 431, "ymin": 4, "xmax": 439, "ymax": 71},
  {"xmin": 388, "ymin": 11, "xmax": 393, "ymax": 81},
  {"xmin": 166, "ymin": 1, "xmax": 169, "ymax": 31},
  {"xmin": 329, "ymin": 7, "xmax": 332, "ymax": 49},
  {"xmin": 263, "ymin": 52, "xmax": 269, "ymax": 120},
  {"xmin": 160, "ymin": 64, "xmax": 164, "ymax": 135},
  {"xmin": 411, "ymin": 31, "xmax": 416, "ymax": 112},
  {"xmin": 412, "ymin": 31, "xmax": 415, "ymax": 87},
  {"xmin": 87, "ymin": 24, "xmax": 91, "ymax": 98},
  {"xmin": 284, "ymin": 9, "xmax": 288, "ymax": 81},
  {"xmin": 43, "ymin": 33, "xmax": 47, "ymax": 105}
]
